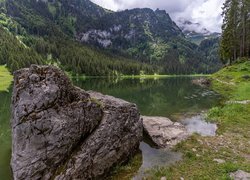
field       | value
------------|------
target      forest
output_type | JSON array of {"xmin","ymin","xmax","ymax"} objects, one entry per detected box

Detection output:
[
  {"xmin": 0, "ymin": 0, "xmax": 157, "ymax": 75},
  {"xmin": 0, "ymin": 0, "xmax": 222, "ymax": 75},
  {"xmin": 0, "ymin": 27, "xmax": 157, "ymax": 75},
  {"xmin": 220, "ymin": 0, "xmax": 250, "ymax": 64}
]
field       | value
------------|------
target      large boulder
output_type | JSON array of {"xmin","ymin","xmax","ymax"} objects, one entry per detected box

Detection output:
[
  {"xmin": 142, "ymin": 116, "xmax": 188, "ymax": 148},
  {"xmin": 11, "ymin": 65, "xmax": 142, "ymax": 180}
]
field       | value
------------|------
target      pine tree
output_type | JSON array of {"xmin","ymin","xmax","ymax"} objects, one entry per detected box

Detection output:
[{"xmin": 220, "ymin": 0, "xmax": 250, "ymax": 63}]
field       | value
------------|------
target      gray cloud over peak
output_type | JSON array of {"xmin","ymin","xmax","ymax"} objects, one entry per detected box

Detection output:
[{"xmin": 91, "ymin": 0, "xmax": 224, "ymax": 33}]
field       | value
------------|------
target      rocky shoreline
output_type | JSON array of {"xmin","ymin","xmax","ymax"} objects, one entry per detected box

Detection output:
[{"xmin": 11, "ymin": 65, "xmax": 191, "ymax": 179}]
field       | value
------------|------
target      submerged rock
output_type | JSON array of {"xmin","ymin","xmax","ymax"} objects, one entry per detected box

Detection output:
[
  {"xmin": 192, "ymin": 78, "xmax": 211, "ymax": 87},
  {"xmin": 11, "ymin": 65, "xmax": 142, "ymax": 180},
  {"xmin": 142, "ymin": 116, "xmax": 188, "ymax": 148}
]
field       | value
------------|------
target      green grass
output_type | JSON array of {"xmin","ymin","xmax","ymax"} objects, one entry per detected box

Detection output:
[
  {"xmin": 146, "ymin": 59, "xmax": 250, "ymax": 179},
  {"xmin": 0, "ymin": 65, "xmax": 13, "ymax": 92},
  {"xmin": 148, "ymin": 134, "xmax": 250, "ymax": 179},
  {"xmin": 233, "ymin": 82, "xmax": 250, "ymax": 101},
  {"xmin": 109, "ymin": 152, "xmax": 142, "ymax": 180}
]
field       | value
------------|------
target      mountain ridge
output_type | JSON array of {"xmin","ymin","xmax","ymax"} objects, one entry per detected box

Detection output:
[
  {"xmin": 0, "ymin": 0, "xmax": 222, "ymax": 75},
  {"xmin": 178, "ymin": 19, "xmax": 221, "ymax": 45}
]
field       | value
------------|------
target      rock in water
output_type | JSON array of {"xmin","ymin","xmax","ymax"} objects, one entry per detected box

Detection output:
[
  {"xmin": 11, "ymin": 65, "xmax": 142, "ymax": 180},
  {"xmin": 142, "ymin": 116, "xmax": 188, "ymax": 148},
  {"xmin": 191, "ymin": 78, "xmax": 211, "ymax": 87}
]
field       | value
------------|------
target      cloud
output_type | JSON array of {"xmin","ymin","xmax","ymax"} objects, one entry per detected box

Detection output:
[{"xmin": 91, "ymin": 0, "xmax": 224, "ymax": 32}]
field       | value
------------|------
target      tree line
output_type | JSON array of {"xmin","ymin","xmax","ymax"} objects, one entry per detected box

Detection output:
[
  {"xmin": 220, "ymin": 0, "xmax": 250, "ymax": 64},
  {"xmin": 0, "ymin": 27, "xmax": 44, "ymax": 72},
  {"xmin": 0, "ymin": 26, "xmax": 157, "ymax": 75},
  {"xmin": 0, "ymin": 0, "xmax": 158, "ymax": 76}
]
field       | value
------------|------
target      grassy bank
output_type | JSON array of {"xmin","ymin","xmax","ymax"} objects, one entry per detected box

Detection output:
[
  {"xmin": 147, "ymin": 60, "xmax": 250, "ymax": 179},
  {"xmin": 69, "ymin": 74, "xmax": 211, "ymax": 82},
  {"xmin": 0, "ymin": 66, "xmax": 13, "ymax": 92}
]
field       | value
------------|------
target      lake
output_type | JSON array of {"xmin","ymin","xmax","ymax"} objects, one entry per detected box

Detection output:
[{"xmin": 0, "ymin": 77, "xmax": 222, "ymax": 179}]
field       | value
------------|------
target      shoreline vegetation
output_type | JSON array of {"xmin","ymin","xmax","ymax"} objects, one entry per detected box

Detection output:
[
  {"xmin": 68, "ymin": 73, "xmax": 211, "ymax": 80},
  {"xmin": 145, "ymin": 60, "xmax": 250, "ymax": 179},
  {"xmin": 0, "ymin": 65, "xmax": 13, "ymax": 92},
  {"xmin": 0, "ymin": 65, "xmax": 211, "ymax": 91},
  {"xmin": 109, "ymin": 60, "xmax": 250, "ymax": 179}
]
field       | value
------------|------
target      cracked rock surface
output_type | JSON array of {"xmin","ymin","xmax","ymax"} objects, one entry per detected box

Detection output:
[
  {"xmin": 142, "ymin": 116, "xmax": 188, "ymax": 148},
  {"xmin": 11, "ymin": 65, "xmax": 142, "ymax": 180}
]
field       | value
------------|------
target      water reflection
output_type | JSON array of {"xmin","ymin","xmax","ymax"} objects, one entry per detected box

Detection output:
[
  {"xmin": 73, "ymin": 77, "xmax": 221, "ymax": 178},
  {"xmin": 0, "ymin": 86, "xmax": 12, "ymax": 180},
  {"xmin": 133, "ymin": 142, "xmax": 182, "ymax": 179},
  {"xmin": 182, "ymin": 115, "xmax": 217, "ymax": 136},
  {"xmin": 0, "ymin": 77, "xmax": 222, "ymax": 180},
  {"xmin": 74, "ymin": 77, "xmax": 222, "ymax": 119}
]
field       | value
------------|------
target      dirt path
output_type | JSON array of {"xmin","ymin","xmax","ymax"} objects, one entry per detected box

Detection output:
[
  {"xmin": 226, "ymin": 100, "xmax": 250, "ymax": 104},
  {"xmin": 215, "ymin": 78, "xmax": 236, "ymax": 86}
]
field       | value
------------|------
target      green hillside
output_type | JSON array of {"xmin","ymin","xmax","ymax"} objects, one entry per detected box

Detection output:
[{"xmin": 0, "ymin": 0, "xmax": 222, "ymax": 75}]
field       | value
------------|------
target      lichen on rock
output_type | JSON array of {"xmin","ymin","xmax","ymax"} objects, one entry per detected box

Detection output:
[{"xmin": 11, "ymin": 65, "xmax": 142, "ymax": 180}]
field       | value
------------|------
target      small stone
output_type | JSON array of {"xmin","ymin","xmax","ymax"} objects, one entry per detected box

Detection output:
[
  {"xmin": 180, "ymin": 177, "xmax": 184, "ymax": 180},
  {"xmin": 230, "ymin": 170, "xmax": 250, "ymax": 180},
  {"xmin": 197, "ymin": 139, "xmax": 203, "ymax": 144},
  {"xmin": 242, "ymin": 75, "xmax": 250, "ymax": 80},
  {"xmin": 196, "ymin": 154, "xmax": 201, "ymax": 157},
  {"xmin": 192, "ymin": 148, "xmax": 197, "ymax": 152},
  {"xmin": 213, "ymin": 159, "xmax": 225, "ymax": 164},
  {"xmin": 161, "ymin": 177, "xmax": 167, "ymax": 180}
]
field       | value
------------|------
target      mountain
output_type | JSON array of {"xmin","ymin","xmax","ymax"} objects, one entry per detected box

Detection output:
[
  {"xmin": 78, "ymin": 8, "xmax": 183, "ymax": 62},
  {"xmin": 1, "ymin": 0, "xmax": 156, "ymax": 75},
  {"xmin": 0, "ymin": 0, "xmax": 222, "ymax": 75},
  {"xmin": 178, "ymin": 19, "xmax": 221, "ymax": 45}
]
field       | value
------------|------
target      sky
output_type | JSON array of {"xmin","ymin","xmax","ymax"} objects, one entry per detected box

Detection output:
[{"xmin": 90, "ymin": 0, "xmax": 225, "ymax": 33}]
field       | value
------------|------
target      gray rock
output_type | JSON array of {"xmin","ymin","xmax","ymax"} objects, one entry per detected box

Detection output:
[
  {"xmin": 230, "ymin": 170, "xmax": 250, "ymax": 180},
  {"xmin": 242, "ymin": 75, "xmax": 250, "ymax": 80},
  {"xmin": 11, "ymin": 65, "xmax": 142, "ymax": 180},
  {"xmin": 191, "ymin": 78, "xmax": 211, "ymax": 87},
  {"xmin": 142, "ymin": 116, "xmax": 188, "ymax": 148},
  {"xmin": 213, "ymin": 159, "xmax": 225, "ymax": 164},
  {"xmin": 226, "ymin": 100, "xmax": 250, "ymax": 105}
]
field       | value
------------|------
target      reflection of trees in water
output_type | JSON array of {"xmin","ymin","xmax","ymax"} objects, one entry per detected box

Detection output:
[
  {"xmin": 74, "ymin": 77, "xmax": 221, "ymax": 117},
  {"xmin": 74, "ymin": 77, "xmax": 164, "ymax": 93},
  {"xmin": 0, "ymin": 86, "xmax": 12, "ymax": 141},
  {"xmin": 0, "ymin": 86, "xmax": 12, "ymax": 180}
]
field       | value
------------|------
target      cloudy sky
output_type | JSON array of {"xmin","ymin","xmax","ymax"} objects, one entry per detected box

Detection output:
[{"xmin": 90, "ymin": 0, "xmax": 224, "ymax": 33}]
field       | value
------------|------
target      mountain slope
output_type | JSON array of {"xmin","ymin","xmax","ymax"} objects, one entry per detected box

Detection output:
[
  {"xmin": 78, "ymin": 8, "xmax": 184, "ymax": 62},
  {"xmin": 1, "ymin": 0, "xmax": 157, "ymax": 75},
  {"xmin": 178, "ymin": 19, "xmax": 221, "ymax": 45},
  {"xmin": 1, "ymin": 0, "xmax": 222, "ymax": 74}
]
